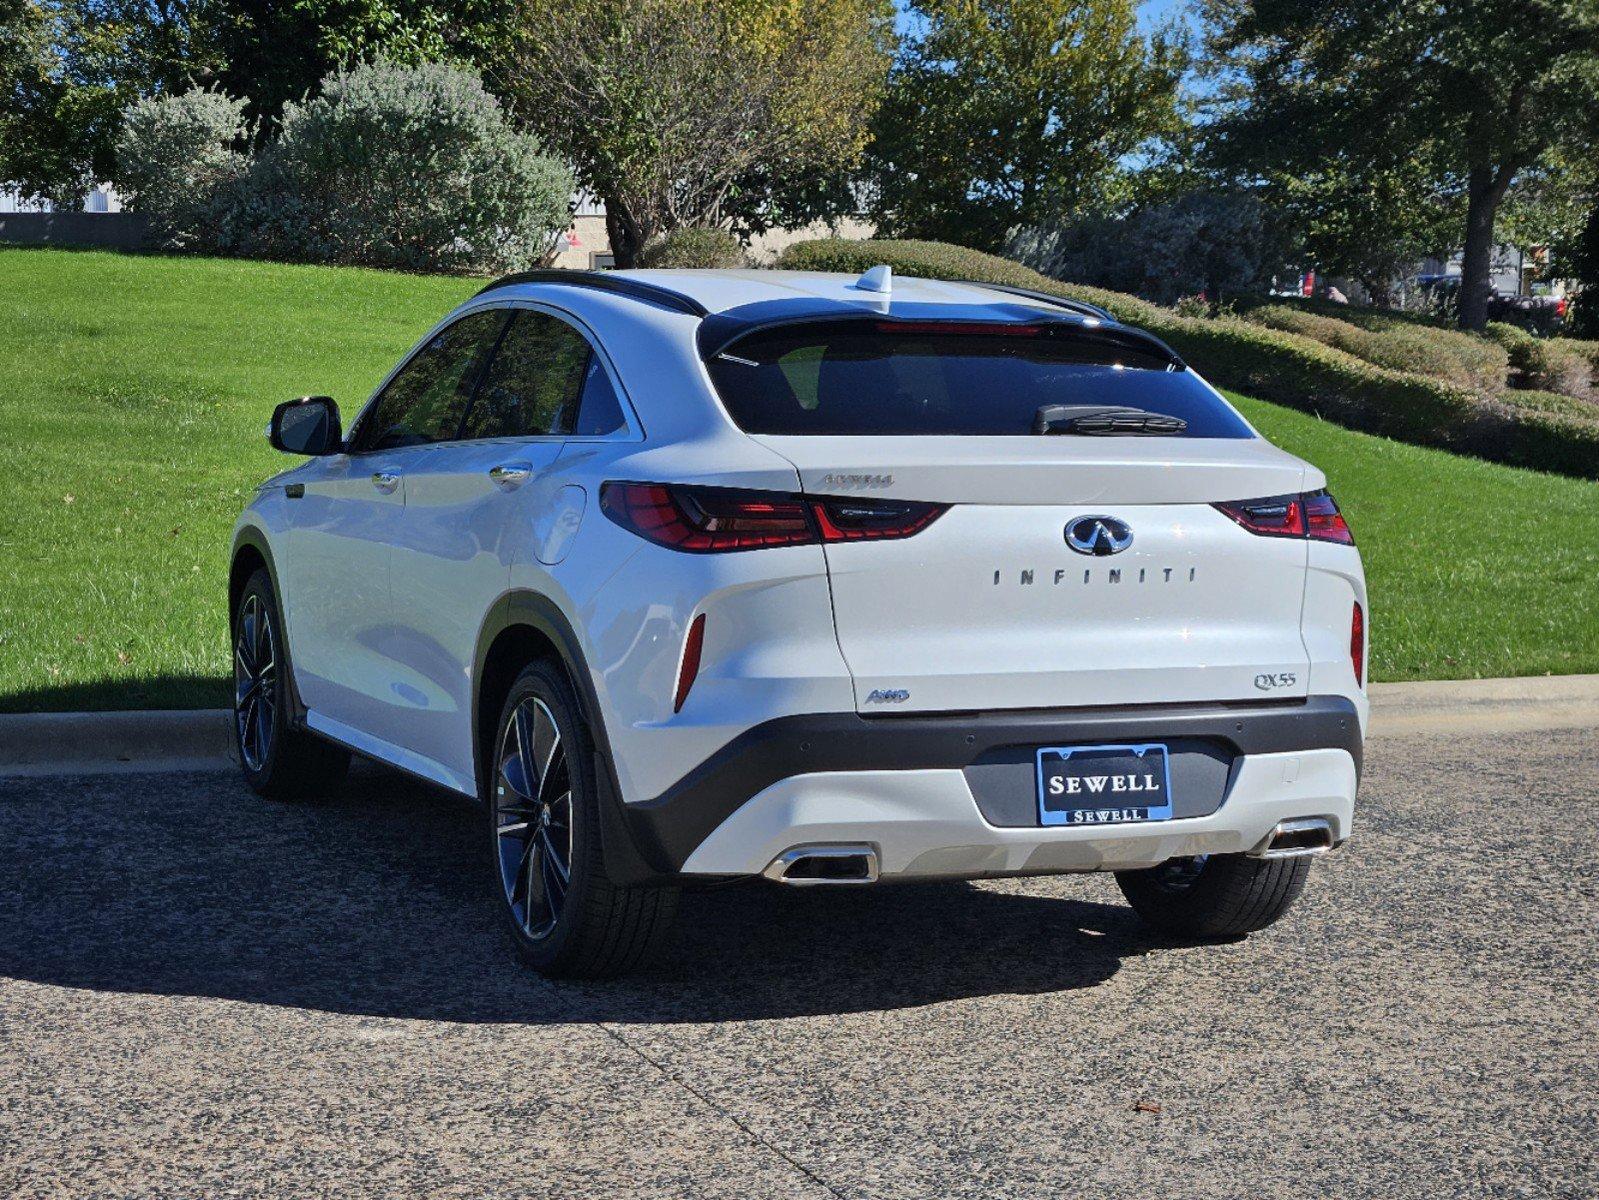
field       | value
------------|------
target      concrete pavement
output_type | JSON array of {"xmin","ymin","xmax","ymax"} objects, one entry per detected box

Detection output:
[{"xmin": 2, "ymin": 724, "xmax": 1596, "ymax": 1197}]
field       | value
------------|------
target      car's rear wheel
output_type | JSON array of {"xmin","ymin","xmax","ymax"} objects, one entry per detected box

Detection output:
[
  {"xmin": 1115, "ymin": 852, "xmax": 1312, "ymax": 939},
  {"xmin": 488, "ymin": 660, "xmax": 678, "ymax": 978},
  {"xmin": 233, "ymin": 568, "xmax": 349, "ymax": 799}
]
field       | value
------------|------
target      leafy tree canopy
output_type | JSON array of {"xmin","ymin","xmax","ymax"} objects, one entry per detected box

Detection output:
[
  {"xmin": 1199, "ymin": 0, "xmax": 1599, "ymax": 328},
  {"xmin": 867, "ymin": 0, "xmax": 1187, "ymax": 252},
  {"xmin": 499, "ymin": 0, "xmax": 893, "ymax": 267}
]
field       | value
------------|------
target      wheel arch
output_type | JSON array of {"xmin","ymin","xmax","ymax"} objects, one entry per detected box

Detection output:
[
  {"xmin": 229, "ymin": 526, "xmax": 309, "ymax": 727},
  {"xmin": 472, "ymin": 590, "xmax": 668, "ymax": 885}
]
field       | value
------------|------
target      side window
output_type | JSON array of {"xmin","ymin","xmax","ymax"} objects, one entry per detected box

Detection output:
[
  {"xmin": 463, "ymin": 310, "xmax": 593, "ymax": 440},
  {"xmin": 572, "ymin": 354, "xmax": 627, "ymax": 436},
  {"xmin": 353, "ymin": 309, "xmax": 508, "ymax": 452}
]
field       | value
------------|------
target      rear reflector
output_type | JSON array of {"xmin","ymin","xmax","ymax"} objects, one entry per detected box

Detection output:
[
  {"xmin": 1214, "ymin": 489, "xmax": 1353, "ymax": 545},
  {"xmin": 1351, "ymin": 601, "xmax": 1365, "ymax": 687},
  {"xmin": 674, "ymin": 613, "xmax": 706, "ymax": 712},
  {"xmin": 601, "ymin": 482, "xmax": 947, "ymax": 552}
]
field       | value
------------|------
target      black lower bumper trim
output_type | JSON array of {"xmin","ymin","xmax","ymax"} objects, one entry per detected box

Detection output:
[{"xmin": 619, "ymin": 696, "xmax": 1363, "ymax": 873}]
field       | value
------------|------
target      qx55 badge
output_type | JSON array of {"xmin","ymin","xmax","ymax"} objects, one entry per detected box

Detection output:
[{"xmin": 1065, "ymin": 515, "xmax": 1134, "ymax": 556}]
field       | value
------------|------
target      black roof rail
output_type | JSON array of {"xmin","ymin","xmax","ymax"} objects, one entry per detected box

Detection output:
[
  {"xmin": 953, "ymin": 279, "xmax": 1114, "ymax": 323},
  {"xmin": 474, "ymin": 269, "xmax": 709, "ymax": 317}
]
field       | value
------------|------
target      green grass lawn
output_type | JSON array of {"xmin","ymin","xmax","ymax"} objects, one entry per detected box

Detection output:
[{"xmin": 1, "ymin": 246, "xmax": 1596, "ymax": 712}]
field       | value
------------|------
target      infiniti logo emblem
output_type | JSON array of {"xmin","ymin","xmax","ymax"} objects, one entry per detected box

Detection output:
[{"xmin": 1065, "ymin": 515, "xmax": 1134, "ymax": 556}]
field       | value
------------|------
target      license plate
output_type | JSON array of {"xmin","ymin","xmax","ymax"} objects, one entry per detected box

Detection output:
[{"xmin": 1036, "ymin": 743, "xmax": 1173, "ymax": 826}]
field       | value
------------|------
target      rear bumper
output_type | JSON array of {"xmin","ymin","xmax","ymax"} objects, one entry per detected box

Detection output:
[
  {"xmin": 617, "ymin": 695, "xmax": 1363, "ymax": 875},
  {"xmin": 678, "ymin": 747, "xmax": 1357, "ymax": 879}
]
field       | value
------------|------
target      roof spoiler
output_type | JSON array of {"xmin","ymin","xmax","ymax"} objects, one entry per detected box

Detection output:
[
  {"xmin": 474, "ymin": 269, "xmax": 709, "ymax": 317},
  {"xmin": 698, "ymin": 306, "xmax": 1185, "ymax": 369},
  {"xmin": 952, "ymin": 280, "xmax": 1114, "ymax": 322}
]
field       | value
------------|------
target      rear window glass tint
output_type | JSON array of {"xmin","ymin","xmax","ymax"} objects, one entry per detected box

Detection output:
[{"xmin": 706, "ymin": 322, "xmax": 1253, "ymax": 438}]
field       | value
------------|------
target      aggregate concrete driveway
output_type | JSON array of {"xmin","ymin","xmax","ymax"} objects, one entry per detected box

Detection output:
[{"xmin": 2, "ymin": 726, "xmax": 1596, "ymax": 1199}]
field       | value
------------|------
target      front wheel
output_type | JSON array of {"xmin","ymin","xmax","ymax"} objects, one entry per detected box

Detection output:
[
  {"xmin": 1115, "ymin": 853, "xmax": 1312, "ymax": 939},
  {"xmin": 487, "ymin": 660, "xmax": 678, "ymax": 978},
  {"xmin": 233, "ymin": 568, "xmax": 349, "ymax": 800}
]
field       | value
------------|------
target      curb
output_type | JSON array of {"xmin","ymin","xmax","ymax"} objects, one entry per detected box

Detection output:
[
  {"xmin": 1, "ymin": 675, "xmax": 1596, "ymax": 777},
  {"xmin": 1368, "ymin": 673, "xmax": 1599, "ymax": 737},
  {"xmin": 0, "ymin": 709, "xmax": 237, "ymax": 777}
]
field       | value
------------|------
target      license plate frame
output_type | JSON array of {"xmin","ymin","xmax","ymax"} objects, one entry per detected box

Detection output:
[{"xmin": 1035, "ymin": 742, "xmax": 1174, "ymax": 827}]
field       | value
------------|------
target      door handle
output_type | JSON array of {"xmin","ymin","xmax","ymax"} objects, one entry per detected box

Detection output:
[
  {"xmin": 371, "ymin": 471, "xmax": 401, "ymax": 494},
  {"xmin": 489, "ymin": 463, "xmax": 532, "ymax": 489}
]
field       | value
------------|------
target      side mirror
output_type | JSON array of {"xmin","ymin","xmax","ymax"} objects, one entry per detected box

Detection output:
[{"xmin": 270, "ymin": 396, "xmax": 342, "ymax": 456}]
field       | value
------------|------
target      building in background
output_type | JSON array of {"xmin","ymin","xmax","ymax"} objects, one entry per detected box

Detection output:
[
  {"xmin": 547, "ymin": 193, "xmax": 873, "ymax": 269},
  {"xmin": 0, "ymin": 184, "xmax": 123, "ymax": 214}
]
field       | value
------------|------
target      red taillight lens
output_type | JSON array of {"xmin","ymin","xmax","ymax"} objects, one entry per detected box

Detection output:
[
  {"xmin": 1214, "ymin": 490, "xmax": 1353, "ymax": 545},
  {"xmin": 600, "ymin": 483, "xmax": 947, "ymax": 552},
  {"xmin": 599, "ymin": 483, "xmax": 815, "ymax": 551},
  {"xmin": 810, "ymin": 497, "xmax": 947, "ymax": 541},
  {"xmin": 674, "ymin": 612, "xmax": 706, "ymax": 712},
  {"xmin": 1212, "ymin": 494, "xmax": 1305, "ymax": 538},
  {"xmin": 1303, "ymin": 490, "xmax": 1354, "ymax": 544},
  {"xmin": 1351, "ymin": 601, "xmax": 1365, "ymax": 687}
]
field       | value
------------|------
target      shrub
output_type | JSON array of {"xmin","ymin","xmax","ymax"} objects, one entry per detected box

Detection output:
[
  {"xmin": 1497, "ymin": 389, "xmax": 1599, "ymax": 420},
  {"xmin": 231, "ymin": 60, "xmax": 573, "ymax": 274},
  {"xmin": 119, "ymin": 63, "xmax": 573, "ymax": 274},
  {"xmin": 636, "ymin": 227, "xmax": 747, "ymax": 269},
  {"xmin": 1486, "ymin": 322, "xmax": 1592, "ymax": 399},
  {"xmin": 1243, "ymin": 304, "xmax": 1509, "ymax": 394},
  {"xmin": 114, "ymin": 89, "xmax": 250, "ymax": 249},
  {"xmin": 1555, "ymin": 337, "xmax": 1599, "ymax": 380},
  {"xmin": 777, "ymin": 238, "xmax": 1599, "ymax": 479}
]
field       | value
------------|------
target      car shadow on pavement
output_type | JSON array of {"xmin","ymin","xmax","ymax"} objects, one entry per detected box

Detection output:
[{"xmin": 0, "ymin": 762, "xmax": 1174, "ymax": 1024}]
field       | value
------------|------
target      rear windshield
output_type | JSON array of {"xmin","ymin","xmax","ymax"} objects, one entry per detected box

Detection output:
[{"xmin": 705, "ymin": 321, "xmax": 1253, "ymax": 438}]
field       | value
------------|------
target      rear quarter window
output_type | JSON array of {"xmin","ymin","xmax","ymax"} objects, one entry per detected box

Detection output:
[{"xmin": 706, "ymin": 321, "xmax": 1253, "ymax": 439}]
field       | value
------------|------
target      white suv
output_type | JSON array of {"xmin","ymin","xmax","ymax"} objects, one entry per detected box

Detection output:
[{"xmin": 231, "ymin": 266, "xmax": 1367, "ymax": 977}]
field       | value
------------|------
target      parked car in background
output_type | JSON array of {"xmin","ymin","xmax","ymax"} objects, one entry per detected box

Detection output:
[{"xmin": 230, "ymin": 266, "xmax": 1369, "ymax": 977}]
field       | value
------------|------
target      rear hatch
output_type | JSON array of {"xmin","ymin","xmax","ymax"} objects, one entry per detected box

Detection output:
[{"xmin": 706, "ymin": 315, "xmax": 1314, "ymax": 714}]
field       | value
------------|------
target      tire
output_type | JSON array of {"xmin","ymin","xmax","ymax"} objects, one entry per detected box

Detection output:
[
  {"xmin": 1115, "ymin": 852, "xmax": 1312, "ymax": 940},
  {"xmin": 232, "ymin": 568, "xmax": 350, "ymax": 800},
  {"xmin": 487, "ymin": 659, "xmax": 678, "ymax": 978}
]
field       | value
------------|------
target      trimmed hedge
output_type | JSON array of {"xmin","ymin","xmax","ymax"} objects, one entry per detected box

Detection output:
[
  {"xmin": 1486, "ymin": 322, "xmax": 1593, "ymax": 400},
  {"xmin": 777, "ymin": 238, "xmax": 1599, "ymax": 480},
  {"xmin": 1243, "ymin": 305, "xmax": 1508, "ymax": 394}
]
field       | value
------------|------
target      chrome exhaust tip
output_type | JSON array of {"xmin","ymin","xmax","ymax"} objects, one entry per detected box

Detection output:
[
  {"xmin": 1251, "ymin": 817, "xmax": 1335, "ymax": 859},
  {"xmin": 762, "ymin": 844, "xmax": 880, "ymax": 886}
]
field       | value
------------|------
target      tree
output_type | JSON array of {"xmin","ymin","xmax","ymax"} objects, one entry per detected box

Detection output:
[
  {"xmin": 1560, "ymin": 188, "xmax": 1599, "ymax": 338},
  {"xmin": 208, "ymin": 0, "xmax": 508, "ymax": 134},
  {"xmin": 1200, "ymin": 0, "xmax": 1599, "ymax": 330},
  {"xmin": 498, "ymin": 0, "xmax": 893, "ymax": 267},
  {"xmin": 865, "ymin": 0, "xmax": 1186, "ymax": 253},
  {"xmin": 1264, "ymin": 160, "xmax": 1458, "ymax": 308},
  {"xmin": 1010, "ymin": 190, "xmax": 1286, "ymax": 304},
  {"xmin": 0, "ymin": 0, "xmax": 505, "ymax": 208},
  {"xmin": 0, "ymin": 0, "xmax": 212, "ymax": 206}
]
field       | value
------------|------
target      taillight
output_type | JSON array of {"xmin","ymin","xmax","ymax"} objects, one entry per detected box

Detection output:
[
  {"xmin": 674, "ymin": 613, "xmax": 706, "ymax": 712},
  {"xmin": 1212, "ymin": 494, "xmax": 1304, "ymax": 538},
  {"xmin": 1303, "ymin": 490, "xmax": 1354, "ymax": 544},
  {"xmin": 1351, "ymin": 601, "xmax": 1365, "ymax": 687},
  {"xmin": 1214, "ymin": 489, "xmax": 1353, "ymax": 545},
  {"xmin": 810, "ymin": 497, "xmax": 947, "ymax": 541},
  {"xmin": 600, "ymin": 483, "xmax": 947, "ymax": 552}
]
